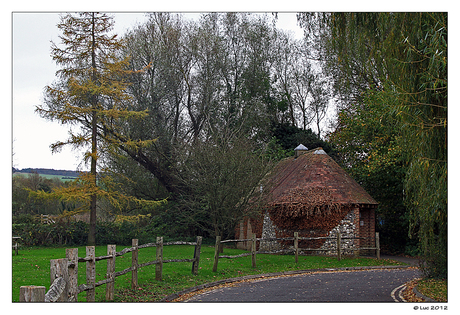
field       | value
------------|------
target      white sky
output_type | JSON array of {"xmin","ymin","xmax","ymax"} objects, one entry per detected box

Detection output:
[{"xmin": 11, "ymin": 11, "xmax": 303, "ymax": 171}]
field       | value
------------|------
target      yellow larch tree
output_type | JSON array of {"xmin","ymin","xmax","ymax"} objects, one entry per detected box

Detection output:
[{"xmin": 35, "ymin": 13, "xmax": 160, "ymax": 245}]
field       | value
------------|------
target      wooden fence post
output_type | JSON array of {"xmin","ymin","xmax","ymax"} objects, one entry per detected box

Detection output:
[
  {"xmin": 106, "ymin": 245, "xmax": 116, "ymax": 301},
  {"xmin": 336, "ymin": 231, "xmax": 341, "ymax": 261},
  {"xmin": 20, "ymin": 286, "xmax": 46, "ymax": 302},
  {"xmin": 50, "ymin": 258, "xmax": 69, "ymax": 301},
  {"xmin": 13, "ymin": 237, "xmax": 20, "ymax": 256},
  {"xmin": 251, "ymin": 234, "xmax": 257, "ymax": 268},
  {"xmin": 294, "ymin": 232, "xmax": 299, "ymax": 263},
  {"xmin": 376, "ymin": 232, "xmax": 380, "ymax": 260},
  {"xmin": 192, "ymin": 236, "xmax": 202, "ymax": 275},
  {"xmin": 45, "ymin": 277, "xmax": 67, "ymax": 302},
  {"xmin": 86, "ymin": 246, "xmax": 95, "ymax": 302},
  {"xmin": 212, "ymin": 236, "xmax": 221, "ymax": 272},
  {"xmin": 155, "ymin": 237, "xmax": 163, "ymax": 281},
  {"xmin": 132, "ymin": 239, "xmax": 139, "ymax": 289},
  {"xmin": 66, "ymin": 248, "xmax": 78, "ymax": 301}
]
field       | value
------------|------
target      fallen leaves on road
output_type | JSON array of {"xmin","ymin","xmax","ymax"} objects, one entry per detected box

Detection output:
[{"xmin": 402, "ymin": 279, "xmax": 424, "ymax": 302}]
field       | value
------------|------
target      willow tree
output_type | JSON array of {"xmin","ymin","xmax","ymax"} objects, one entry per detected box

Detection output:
[
  {"xmin": 36, "ymin": 13, "xmax": 157, "ymax": 245},
  {"xmin": 299, "ymin": 12, "xmax": 447, "ymax": 277}
]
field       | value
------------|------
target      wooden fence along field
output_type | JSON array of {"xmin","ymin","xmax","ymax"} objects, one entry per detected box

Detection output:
[
  {"xmin": 212, "ymin": 232, "xmax": 380, "ymax": 272},
  {"xmin": 20, "ymin": 236, "xmax": 202, "ymax": 302},
  {"xmin": 19, "ymin": 232, "xmax": 379, "ymax": 302}
]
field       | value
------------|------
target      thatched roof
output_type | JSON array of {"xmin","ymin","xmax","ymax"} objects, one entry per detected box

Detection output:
[{"xmin": 267, "ymin": 147, "xmax": 378, "ymax": 208}]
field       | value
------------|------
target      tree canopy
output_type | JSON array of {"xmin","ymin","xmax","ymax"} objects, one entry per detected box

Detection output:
[
  {"xmin": 298, "ymin": 12, "xmax": 447, "ymax": 277},
  {"xmin": 100, "ymin": 13, "xmax": 334, "ymax": 238}
]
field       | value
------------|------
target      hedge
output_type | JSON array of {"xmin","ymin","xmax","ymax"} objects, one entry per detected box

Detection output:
[{"xmin": 12, "ymin": 220, "xmax": 164, "ymax": 247}]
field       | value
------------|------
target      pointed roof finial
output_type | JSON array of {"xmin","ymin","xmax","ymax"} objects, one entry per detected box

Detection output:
[
  {"xmin": 294, "ymin": 144, "xmax": 308, "ymax": 151},
  {"xmin": 294, "ymin": 144, "xmax": 308, "ymax": 158}
]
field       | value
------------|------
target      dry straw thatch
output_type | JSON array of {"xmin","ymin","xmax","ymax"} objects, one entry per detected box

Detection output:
[{"xmin": 273, "ymin": 186, "xmax": 342, "ymax": 218}]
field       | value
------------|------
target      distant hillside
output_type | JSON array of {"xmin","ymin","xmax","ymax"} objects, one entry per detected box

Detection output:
[{"xmin": 13, "ymin": 168, "xmax": 80, "ymax": 178}]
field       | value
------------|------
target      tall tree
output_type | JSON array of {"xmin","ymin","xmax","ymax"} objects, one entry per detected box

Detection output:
[
  {"xmin": 116, "ymin": 13, "xmax": 278, "ymax": 197},
  {"xmin": 329, "ymin": 98, "xmax": 409, "ymax": 253},
  {"xmin": 36, "ymin": 13, "xmax": 156, "ymax": 245},
  {"xmin": 299, "ymin": 12, "xmax": 447, "ymax": 277},
  {"xmin": 103, "ymin": 13, "xmax": 331, "ymax": 239},
  {"xmin": 308, "ymin": 73, "xmax": 331, "ymax": 138},
  {"xmin": 271, "ymin": 30, "xmax": 305, "ymax": 127}
]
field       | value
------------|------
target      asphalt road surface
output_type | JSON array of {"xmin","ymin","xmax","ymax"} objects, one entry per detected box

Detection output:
[{"xmin": 185, "ymin": 268, "xmax": 421, "ymax": 302}]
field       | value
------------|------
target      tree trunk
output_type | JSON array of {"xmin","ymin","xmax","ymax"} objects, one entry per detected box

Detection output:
[
  {"xmin": 88, "ymin": 13, "xmax": 98, "ymax": 246},
  {"xmin": 316, "ymin": 115, "xmax": 321, "ymax": 139}
]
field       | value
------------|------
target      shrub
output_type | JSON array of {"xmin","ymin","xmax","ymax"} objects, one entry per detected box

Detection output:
[
  {"xmin": 12, "ymin": 214, "xmax": 204, "ymax": 247},
  {"xmin": 12, "ymin": 213, "xmax": 37, "ymax": 225}
]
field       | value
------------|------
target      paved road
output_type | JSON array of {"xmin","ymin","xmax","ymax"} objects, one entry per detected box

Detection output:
[{"xmin": 185, "ymin": 268, "xmax": 421, "ymax": 302}]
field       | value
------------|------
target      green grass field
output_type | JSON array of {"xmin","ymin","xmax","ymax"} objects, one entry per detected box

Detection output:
[
  {"xmin": 12, "ymin": 244, "xmax": 404, "ymax": 302},
  {"xmin": 13, "ymin": 173, "xmax": 76, "ymax": 182}
]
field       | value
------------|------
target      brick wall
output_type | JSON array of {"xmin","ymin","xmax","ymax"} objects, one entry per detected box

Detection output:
[
  {"xmin": 358, "ymin": 206, "xmax": 376, "ymax": 255},
  {"xmin": 236, "ymin": 204, "xmax": 377, "ymax": 255}
]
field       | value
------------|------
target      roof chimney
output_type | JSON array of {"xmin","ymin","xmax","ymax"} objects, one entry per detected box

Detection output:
[{"xmin": 294, "ymin": 144, "xmax": 308, "ymax": 158}]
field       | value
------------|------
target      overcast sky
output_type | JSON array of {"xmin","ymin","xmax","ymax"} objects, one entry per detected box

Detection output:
[
  {"xmin": 11, "ymin": 12, "xmax": 303, "ymax": 171},
  {"xmin": 12, "ymin": 13, "xmax": 160, "ymax": 171}
]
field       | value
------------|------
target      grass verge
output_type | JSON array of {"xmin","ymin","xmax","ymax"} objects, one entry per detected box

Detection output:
[
  {"xmin": 13, "ymin": 244, "xmax": 404, "ymax": 302},
  {"xmin": 416, "ymin": 278, "xmax": 447, "ymax": 302}
]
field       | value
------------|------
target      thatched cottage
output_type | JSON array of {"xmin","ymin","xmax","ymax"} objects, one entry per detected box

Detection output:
[{"xmin": 236, "ymin": 145, "xmax": 378, "ymax": 255}]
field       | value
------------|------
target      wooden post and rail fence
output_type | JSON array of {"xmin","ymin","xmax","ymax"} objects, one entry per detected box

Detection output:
[
  {"xmin": 212, "ymin": 232, "xmax": 380, "ymax": 271},
  {"xmin": 19, "ymin": 232, "xmax": 379, "ymax": 302},
  {"xmin": 19, "ymin": 236, "xmax": 202, "ymax": 302}
]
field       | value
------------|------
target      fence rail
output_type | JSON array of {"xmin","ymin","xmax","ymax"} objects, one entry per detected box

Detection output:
[
  {"xmin": 213, "ymin": 232, "xmax": 380, "ymax": 271},
  {"xmin": 19, "ymin": 232, "xmax": 380, "ymax": 302},
  {"xmin": 20, "ymin": 236, "xmax": 202, "ymax": 302}
]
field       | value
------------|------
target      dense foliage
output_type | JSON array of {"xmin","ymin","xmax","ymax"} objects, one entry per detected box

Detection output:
[
  {"xmin": 101, "ymin": 13, "xmax": 334, "ymax": 239},
  {"xmin": 12, "ymin": 209, "xmax": 199, "ymax": 247},
  {"xmin": 21, "ymin": 12, "xmax": 335, "ymax": 250},
  {"xmin": 299, "ymin": 12, "xmax": 447, "ymax": 277},
  {"xmin": 13, "ymin": 173, "xmax": 72, "ymax": 216},
  {"xmin": 329, "ymin": 99, "xmax": 411, "ymax": 254},
  {"xmin": 19, "ymin": 13, "xmax": 447, "ymax": 280}
]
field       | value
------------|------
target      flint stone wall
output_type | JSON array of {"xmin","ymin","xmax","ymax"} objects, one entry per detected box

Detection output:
[
  {"xmin": 259, "ymin": 212, "xmax": 282, "ymax": 251},
  {"xmin": 258, "ymin": 210, "xmax": 357, "ymax": 255},
  {"xmin": 318, "ymin": 210, "xmax": 357, "ymax": 255}
]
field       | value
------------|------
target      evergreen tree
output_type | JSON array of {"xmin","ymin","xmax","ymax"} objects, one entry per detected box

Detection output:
[{"xmin": 36, "ymin": 13, "xmax": 159, "ymax": 245}]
